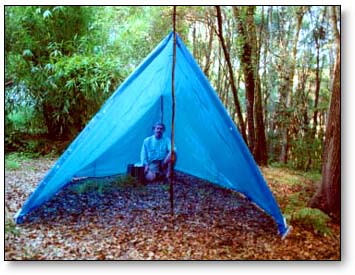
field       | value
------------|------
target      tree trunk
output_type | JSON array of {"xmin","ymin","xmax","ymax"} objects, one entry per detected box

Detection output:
[
  {"xmin": 192, "ymin": 23, "xmax": 197, "ymax": 58},
  {"xmin": 203, "ymin": 19, "xmax": 214, "ymax": 76},
  {"xmin": 253, "ymin": 6, "xmax": 268, "ymax": 166},
  {"xmin": 254, "ymin": 75, "xmax": 268, "ymax": 165},
  {"xmin": 233, "ymin": 6, "xmax": 256, "ymax": 151},
  {"xmin": 215, "ymin": 6, "xmax": 247, "ymax": 143},
  {"xmin": 312, "ymin": 6, "xmax": 327, "ymax": 139},
  {"xmin": 312, "ymin": 38, "xmax": 321, "ymax": 136},
  {"xmin": 309, "ymin": 6, "xmax": 340, "ymax": 222}
]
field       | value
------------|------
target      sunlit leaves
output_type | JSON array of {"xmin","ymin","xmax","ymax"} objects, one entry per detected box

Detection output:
[
  {"xmin": 5, "ymin": 6, "xmax": 103, "ymax": 139},
  {"xmin": 22, "ymin": 49, "xmax": 33, "ymax": 58},
  {"xmin": 43, "ymin": 10, "xmax": 52, "ymax": 19}
]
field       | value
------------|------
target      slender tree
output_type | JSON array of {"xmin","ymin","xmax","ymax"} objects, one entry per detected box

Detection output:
[
  {"xmin": 215, "ymin": 6, "xmax": 247, "ymax": 143},
  {"xmin": 311, "ymin": 7, "xmax": 327, "ymax": 138},
  {"xmin": 232, "ymin": 6, "xmax": 268, "ymax": 164},
  {"xmin": 253, "ymin": 6, "xmax": 268, "ymax": 165},
  {"xmin": 233, "ymin": 6, "xmax": 256, "ymax": 151},
  {"xmin": 309, "ymin": 6, "xmax": 340, "ymax": 222},
  {"xmin": 203, "ymin": 15, "xmax": 215, "ymax": 76}
]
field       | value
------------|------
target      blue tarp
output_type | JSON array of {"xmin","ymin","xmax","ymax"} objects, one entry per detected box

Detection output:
[{"xmin": 15, "ymin": 32, "xmax": 288, "ymax": 236}]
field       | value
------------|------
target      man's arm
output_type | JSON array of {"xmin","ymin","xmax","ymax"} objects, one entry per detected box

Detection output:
[{"xmin": 140, "ymin": 139, "xmax": 148, "ymax": 166}]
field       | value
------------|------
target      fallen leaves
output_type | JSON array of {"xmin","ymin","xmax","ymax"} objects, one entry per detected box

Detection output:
[{"xmin": 5, "ymin": 157, "xmax": 340, "ymax": 260}]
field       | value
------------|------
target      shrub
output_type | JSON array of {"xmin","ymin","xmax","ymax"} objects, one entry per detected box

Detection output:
[
  {"xmin": 292, "ymin": 207, "xmax": 331, "ymax": 235},
  {"xmin": 5, "ymin": 159, "xmax": 21, "ymax": 170},
  {"xmin": 284, "ymin": 191, "xmax": 331, "ymax": 235},
  {"xmin": 5, "ymin": 152, "xmax": 34, "ymax": 170}
]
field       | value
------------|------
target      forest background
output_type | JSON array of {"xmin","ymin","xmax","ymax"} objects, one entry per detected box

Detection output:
[{"xmin": 5, "ymin": 6, "xmax": 336, "ymax": 169}]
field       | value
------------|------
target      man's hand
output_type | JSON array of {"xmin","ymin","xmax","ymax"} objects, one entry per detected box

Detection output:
[
  {"xmin": 170, "ymin": 151, "xmax": 176, "ymax": 162},
  {"xmin": 164, "ymin": 151, "xmax": 175, "ymax": 164}
]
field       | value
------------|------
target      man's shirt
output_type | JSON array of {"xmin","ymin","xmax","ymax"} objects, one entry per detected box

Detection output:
[{"xmin": 140, "ymin": 135, "xmax": 173, "ymax": 165}]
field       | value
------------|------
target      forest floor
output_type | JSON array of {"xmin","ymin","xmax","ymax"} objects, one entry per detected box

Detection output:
[{"xmin": 5, "ymin": 155, "xmax": 340, "ymax": 260}]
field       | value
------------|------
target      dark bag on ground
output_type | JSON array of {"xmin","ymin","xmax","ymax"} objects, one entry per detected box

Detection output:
[{"xmin": 127, "ymin": 164, "xmax": 145, "ymax": 184}]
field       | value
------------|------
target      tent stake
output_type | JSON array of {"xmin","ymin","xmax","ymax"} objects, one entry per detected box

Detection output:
[{"xmin": 170, "ymin": 6, "xmax": 177, "ymax": 219}]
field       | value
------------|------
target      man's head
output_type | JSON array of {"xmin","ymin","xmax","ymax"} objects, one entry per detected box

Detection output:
[{"xmin": 153, "ymin": 122, "xmax": 165, "ymax": 139}]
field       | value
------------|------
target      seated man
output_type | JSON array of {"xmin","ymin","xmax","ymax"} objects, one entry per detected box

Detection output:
[{"xmin": 140, "ymin": 122, "xmax": 176, "ymax": 182}]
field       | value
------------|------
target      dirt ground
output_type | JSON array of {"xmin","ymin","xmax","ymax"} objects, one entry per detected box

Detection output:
[{"xmin": 5, "ymin": 157, "xmax": 340, "ymax": 260}]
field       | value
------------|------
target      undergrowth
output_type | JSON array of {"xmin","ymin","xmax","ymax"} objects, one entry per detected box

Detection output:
[
  {"xmin": 68, "ymin": 175, "xmax": 145, "ymax": 195},
  {"xmin": 284, "ymin": 190, "xmax": 331, "ymax": 235},
  {"xmin": 291, "ymin": 207, "xmax": 331, "ymax": 235},
  {"xmin": 5, "ymin": 152, "xmax": 39, "ymax": 170},
  {"xmin": 5, "ymin": 220, "xmax": 20, "ymax": 237},
  {"xmin": 267, "ymin": 164, "xmax": 330, "ymax": 235}
]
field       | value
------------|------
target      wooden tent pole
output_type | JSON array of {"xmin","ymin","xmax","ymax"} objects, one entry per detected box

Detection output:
[{"xmin": 170, "ymin": 6, "xmax": 177, "ymax": 218}]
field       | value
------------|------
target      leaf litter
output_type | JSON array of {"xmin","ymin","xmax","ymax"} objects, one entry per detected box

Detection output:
[{"xmin": 5, "ymin": 157, "xmax": 340, "ymax": 260}]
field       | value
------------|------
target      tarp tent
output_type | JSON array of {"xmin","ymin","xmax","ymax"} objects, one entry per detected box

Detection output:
[{"xmin": 15, "ymin": 31, "xmax": 288, "ymax": 237}]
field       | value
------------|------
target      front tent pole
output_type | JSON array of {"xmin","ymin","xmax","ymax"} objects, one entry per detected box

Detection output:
[{"xmin": 170, "ymin": 6, "xmax": 177, "ymax": 218}]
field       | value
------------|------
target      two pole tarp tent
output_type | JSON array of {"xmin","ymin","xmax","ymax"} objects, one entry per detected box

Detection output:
[{"xmin": 15, "ymin": 31, "xmax": 289, "ymax": 237}]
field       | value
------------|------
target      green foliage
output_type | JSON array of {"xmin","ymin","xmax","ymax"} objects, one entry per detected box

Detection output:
[
  {"xmin": 5, "ymin": 158, "xmax": 21, "ymax": 170},
  {"xmin": 273, "ymin": 167, "xmax": 329, "ymax": 235},
  {"xmin": 292, "ymin": 208, "xmax": 331, "ymax": 235},
  {"xmin": 5, "ymin": 131, "xmax": 23, "ymax": 152},
  {"xmin": 289, "ymin": 137, "xmax": 323, "ymax": 171},
  {"xmin": 69, "ymin": 175, "xmax": 145, "ymax": 195},
  {"xmin": 69, "ymin": 179, "xmax": 106, "ymax": 195},
  {"xmin": 269, "ymin": 161, "xmax": 288, "ymax": 169},
  {"xmin": 284, "ymin": 191, "xmax": 331, "ymax": 235},
  {"xmin": 5, "ymin": 6, "xmax": 176, "ymax": 142},
  {"xmin": 5, "ymin": 220, "xmax": 20, "ymax": 237},
  {"xmin": 303, "ymin": 170, "xmax": 321, "ymax": 183},
  {"xmin": 5, "ymin": 6, "xmax": 123, "ymax": 140},
  {"xmin": 5, "ymin": 132, "xmax": 54, "ymax": 155},
  {"xmin": 4, "ymin": 86, "xmax": 49, "ymax": 153},
  {"xmin": 5, "ymin": 104, "xmax": 44, "ymax": 133},
  {"xmin": 268, "ymin": 135, "xmax": 323, "ymax": 172},
  {"xmin": 5, "ymin": 152, "xmax": 39, "ymax": 170},
  {"xmin": 42, "ymin": 53, "xmax": 123, "ymax": 139},
  {"xmin": 7, "ymin": 107, "xmax": 32, "ymax": 131},
  {"xmin": 110, "ymin": 175, "xmax": 145, "ymax": 189}
]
